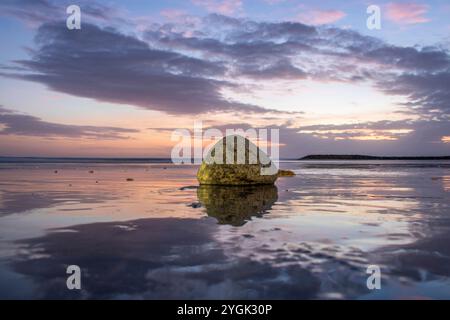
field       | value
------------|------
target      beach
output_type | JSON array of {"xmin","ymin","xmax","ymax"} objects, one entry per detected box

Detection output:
[{"xmin": 0, "ymin": 160, "xmax": 449, "ymax": 299}]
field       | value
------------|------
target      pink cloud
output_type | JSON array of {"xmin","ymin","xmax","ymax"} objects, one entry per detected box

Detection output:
[
  {"xmin": 296, "ymin": 9, "xmax": 346, "ymax": 25},
  {"xmin": 386, "ymin": 3, "xmax": 430, "ymax": 24},
  {"xmin": 264, "ymin": 0, "xmax": 286, "ymax": 4},
  {"xmin": 160, "ymin": 9, "xmax": 187, "ymax": 20},
  {"xmin": 191, "ymin": 0, "xmax": 243, "ymax": 15},
  {"xmin": 158, "ymin": 9, "xmax": 201, "ymax": 31}
]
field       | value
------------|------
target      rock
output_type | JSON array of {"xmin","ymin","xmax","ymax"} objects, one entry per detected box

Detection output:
[
  {"xmin": 187, "ymin": 202, "xmax": 202, "ymax": 208},
  {"xmin": 197, "ymin": 185, "xmax": 278, "ymax": 226},
  {"xmin": 197, "ymin": 135, "xmax": 278, "ymax": 185},
  {"xmin": 126, "ymin": 178, "xmax": 134, "ymax": 181},
  {"xmin": 278, "ymin": 169, "xmax": 295, "ymax": 177},
  {"xmin": 179, "ymin": 186, "xmax": 199, "ymax": 191}
]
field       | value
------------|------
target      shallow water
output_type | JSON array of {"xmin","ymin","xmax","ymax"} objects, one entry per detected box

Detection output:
[{"xmin": 0, "ymin": 160, "xmax": 449, "ymax": 299}]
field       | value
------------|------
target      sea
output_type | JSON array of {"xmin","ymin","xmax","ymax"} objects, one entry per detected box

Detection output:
[{"xmin": 0, "ymin": 158, "xmax": 449, "ymax": 299}]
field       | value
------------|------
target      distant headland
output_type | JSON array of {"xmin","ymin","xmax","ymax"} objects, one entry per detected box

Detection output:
[{"xmin": 299, "ymin": 155, "xmax": 450, "ymax": 160}]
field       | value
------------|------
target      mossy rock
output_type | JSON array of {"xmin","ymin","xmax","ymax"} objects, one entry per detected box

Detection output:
[
  {"xmin": 197, "ymin": 135, "xmax": 278, "ymax": 185},
  {"xmin": 197, "ymin": 185, "xmax": 278, "ymax": 226},
  {"xmin": 278, "ymin": 169, "xmax": 295, "ymax": 177}
]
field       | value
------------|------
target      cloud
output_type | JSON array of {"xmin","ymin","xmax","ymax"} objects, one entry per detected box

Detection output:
[
  {"xmin": 150, "ymin": 118, "xmax": 450, "ymax": 157},
  {"xmin": 293, "ymin": 119, "xmax": 450, "ymax": 155},
  {"xmin": 3, "ymin": 22, "xmax": 285, "ymax": 115},
  {"xmin": 296, "ymin": 9, "xmax": 346, "ymax": 25},
  {"xmin": 145, "ymin": 14, "xmax": 448, "ymax": 74},
  {"xmin": 0, "ymin": 106, "xmax": 139, "ymax": 139},
  {"xmin": 160, "ymin": 9, "xmax": 188, "ymax": 21},
  {"xmin": 0, "ymin": 0, "xmax": 58, "ymax": 26},
  {"xmin": 2, "ymin": 6, "xmax": 450, "ymax": 120},
  {"xmin": 0, "ymin": 0, "xmax": 130, "ymax": 27},
  {"xmin": 386, "ymin": 3, "xmax": 430, "ymax": 25},
  {"xmin": 144, "ymin": 14, "xmax": 450, "ymax": 117},
  {"xmin": 237, "ymin": 58, "xmax": 307, "ymax": 79},
  {"xmin": 191, "ymin": 0, "xmax": 243, "ymax": 15},
  {"xmin": 378, "ymin": 71, "xmax": 450, "ymax": 117},
  {"xmin": 193, "ymin": 119, "xmax": 450, "ymax": 157},
  {"xmin": 364, "ymin": 46, "xmax": 450, "ymax": 71}
]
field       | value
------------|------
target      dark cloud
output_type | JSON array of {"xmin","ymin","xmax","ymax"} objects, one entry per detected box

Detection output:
[
  {"xmin": 0, "ymin": 106, "xmax": 138, "ymax": 139},
  {"xmin": 364, "ymin": 46, "xmax": 450, "ymax": 71},
  {"xmin": 0, "ymin": 0, "xmax": 57, "ymax": 25},
  {"xmin": 3, "ymin": 22, "xmax": 286, "ymax": 115},
  {"xmin": 237, "ymin": 59, "xmax": 307, "ymax": 79},
  {"xmin": 144, "ymin": 19, "xmax": 316, "ymax": 80},
  {"xmin": 1, "ymin": 4, "xmax": 450, "ymax": 125},
  {"xmin": 378, "ymin": 72, "xmax": 450, "ymax": 117},
  {"xmin": 0, "ymin": 0, "xmax": 129, "ymax": 27},
  {"xmin": 145, "ymin": 15, "xmax": 450, "ymax": 116}
]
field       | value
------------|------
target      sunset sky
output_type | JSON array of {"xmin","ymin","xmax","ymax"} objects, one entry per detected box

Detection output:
[{"xmin": 0, "ymin": 0, "xmax": 449, "ymax": 158}]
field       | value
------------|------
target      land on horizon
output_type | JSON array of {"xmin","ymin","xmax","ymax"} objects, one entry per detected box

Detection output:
[{"xmin": 299, "ymin": 155, "xmax": 450, "ymax": 160}]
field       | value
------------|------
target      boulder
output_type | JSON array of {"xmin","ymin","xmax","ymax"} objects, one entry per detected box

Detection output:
[{"xmin": 197, "ymin": 135, "xmax": 278, "ymax": 185}]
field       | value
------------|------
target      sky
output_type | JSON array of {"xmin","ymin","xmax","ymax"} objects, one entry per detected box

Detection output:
[{"xmin": 0, "ymin": 0, "xmax": 449, "ymax": 158}]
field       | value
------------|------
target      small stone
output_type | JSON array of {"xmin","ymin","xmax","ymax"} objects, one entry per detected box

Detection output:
[
  {"xmin": 278, "ymin": 169, "xmax": 295, "ymax": 177},
  {"xmin": 179, "ymin": 186, "xmax": 199, "ymax": 191},
  {"xmin": 187, "ymin": 202, "xmax": 202, "ymax": 208},
  {"xmin": 126, "ymin": 178, "xmax": 134, "ymax": 181}
]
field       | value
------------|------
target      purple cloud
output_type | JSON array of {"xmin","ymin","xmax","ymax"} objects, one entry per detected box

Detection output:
[{"xmin": 0, "ymin": 106, "xmax": 139, "ymax": 139}]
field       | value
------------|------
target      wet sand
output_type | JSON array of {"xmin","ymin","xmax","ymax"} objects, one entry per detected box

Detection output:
[{"xmin": 0, "ymin": 161, "xmax": 449, "ymax": 299}]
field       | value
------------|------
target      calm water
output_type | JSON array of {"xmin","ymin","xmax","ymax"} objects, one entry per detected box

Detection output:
[{"xmin": 0, "ymin": 160, "xmax": 449, "ymax": 299}]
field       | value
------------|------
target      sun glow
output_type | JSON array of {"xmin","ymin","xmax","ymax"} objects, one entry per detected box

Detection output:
[
  {"xmin": 300, "ymin": 129, "xmax": 413, "ymax": 141},
  {"xmin": 221, "ymin": 80, "xmax": 406, "ymax": 117}
]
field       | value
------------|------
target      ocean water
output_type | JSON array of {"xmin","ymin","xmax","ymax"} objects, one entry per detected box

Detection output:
[{"xmin": 0, "ymin": 160, "xmax": 449, "ymax": 299}]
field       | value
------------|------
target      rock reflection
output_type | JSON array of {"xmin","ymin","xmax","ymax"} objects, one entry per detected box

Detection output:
[{"xmin": 197, "ymin": 185, "xmax": 278, "ymax": 226}]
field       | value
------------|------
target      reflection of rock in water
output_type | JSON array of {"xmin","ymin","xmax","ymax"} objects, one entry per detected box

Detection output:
[{"xmin": 197, "ymin": 185, "xmax": 278, "ymax": 226}]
